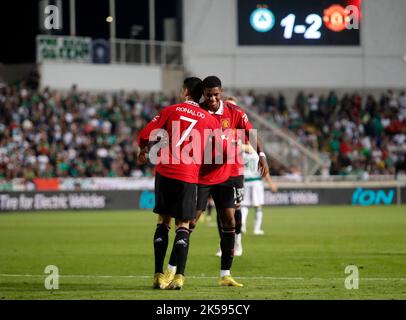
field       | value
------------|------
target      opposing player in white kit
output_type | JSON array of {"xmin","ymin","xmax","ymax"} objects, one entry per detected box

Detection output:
[{"xmin": 241, "ymin": 144, "xmax": 277, "ymax": 238}]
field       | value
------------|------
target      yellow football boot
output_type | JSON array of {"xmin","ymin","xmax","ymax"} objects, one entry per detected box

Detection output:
[
  {"xmin": 167, "ymin": 274, "xmax": 184, "ymax": 290},
  {"xmin": 153, "ymin": 273, "xmax": 169, "ymax": 289},
  {"xmin": 219, "ymin": 275, "xmax": 244, "ymax": 287},
  {"xmin": 163, "ymin": 269, "xmax": 176, "ymax": 284}
]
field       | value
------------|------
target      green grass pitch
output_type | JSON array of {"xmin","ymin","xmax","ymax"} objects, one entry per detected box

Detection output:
[{"xmin": 0, "ymin": 206, "xmax": 405, "ymax": 300}]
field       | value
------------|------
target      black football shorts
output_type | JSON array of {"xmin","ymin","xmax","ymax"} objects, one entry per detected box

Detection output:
[
  {"xmin": 153, "ymin": 172, "xmax": 197, "ymax": 221},
  {"xmin": 229, "ymin": 175, "xmax": 244, "ymax": 204},
  {"xmin": 197, "ymin": 178, "xmax": 236, "ymax": 211}
]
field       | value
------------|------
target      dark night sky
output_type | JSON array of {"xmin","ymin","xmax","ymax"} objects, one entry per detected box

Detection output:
[{"xmin": 0, "ymin": 0, "xmax": 182, "ymax": 64}]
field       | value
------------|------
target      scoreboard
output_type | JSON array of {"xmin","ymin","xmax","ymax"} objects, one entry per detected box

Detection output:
[{"xmin": 238, "ymin": 0, "xmax": 361, "ymax": 46}]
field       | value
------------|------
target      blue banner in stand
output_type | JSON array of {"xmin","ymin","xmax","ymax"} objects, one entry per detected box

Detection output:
[{"xmin": 92, "ymin": 38, "xmax": 110, "ymax": 64}]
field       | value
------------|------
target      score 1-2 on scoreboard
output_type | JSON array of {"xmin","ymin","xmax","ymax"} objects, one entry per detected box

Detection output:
[{"xmin": 238, "ymin": 0, "xmax": 361, "ymax": 46}]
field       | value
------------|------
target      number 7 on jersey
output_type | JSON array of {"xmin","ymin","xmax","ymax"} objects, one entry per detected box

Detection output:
[{"xmin": 176, "ymin": 116, "xmax": 198, "ymax": 147}]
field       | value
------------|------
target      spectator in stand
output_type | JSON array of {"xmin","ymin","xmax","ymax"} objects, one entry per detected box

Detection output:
[{"xmin": 307, "ymin": 93, "xmax": 319, "ymax": 124}]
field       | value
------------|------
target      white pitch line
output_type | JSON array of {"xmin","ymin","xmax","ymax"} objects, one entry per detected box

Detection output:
[{"xmin": 0, "ymin": 274, "xmax": 405, "ymax": 281}]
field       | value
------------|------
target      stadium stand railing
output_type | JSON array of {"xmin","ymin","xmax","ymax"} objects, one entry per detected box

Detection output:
[
  {"xmin": 36, "ymin": 35, "xmax": 183, "ymax": 67},
  {"xmin": 112, "ymin": 39, "xmax": 183, "ymax": 66},
  {"xmin": 244, "ymin": 107, "xmax": 330, "ymax": 178}
]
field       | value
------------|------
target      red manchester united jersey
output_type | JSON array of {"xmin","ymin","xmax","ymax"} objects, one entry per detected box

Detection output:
[
  {"xmin": 138, "ymin": 101, "xmax": 223, "ymax": 184},
  {"xmin": 198, "ymin": 100, "xmax": 254, "ymax": 185}
]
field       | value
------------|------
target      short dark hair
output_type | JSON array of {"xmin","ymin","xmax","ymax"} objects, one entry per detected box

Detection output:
[
  {"xmin": 202, "ymin": 76, "xmax": 222, "ymax": 89},
  {"xmin": 183, "ymin": 77, "xmax": 203, "ymax": 102}
]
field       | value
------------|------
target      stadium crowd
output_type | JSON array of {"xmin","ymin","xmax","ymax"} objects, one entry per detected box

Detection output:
[
  {"xmin": 0, "ymin": 82, "xmax": 168, "ymax": 181},
  {"xmin": 235, "ymin": 89, "xmax": 406, "ymax": 177},
  {"xmin": 0, "ymin": 81, "xmax": 405, "ymax": 182}
]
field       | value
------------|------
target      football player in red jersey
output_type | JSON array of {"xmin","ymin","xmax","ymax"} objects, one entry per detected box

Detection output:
[
  {"xmin": 217, "ymin": 96, "xmax": 245, "ymax": 257},
  {"xmin": 137, "ymin": 77, "xmax": 226, "ymax": 290},
  {"xmin": 199, "ymin": 76, "xmax": 269, "ymax": 287},
  {"xmin": 165, "ymin": 76, "xmax": 269, "ymax": 287}
]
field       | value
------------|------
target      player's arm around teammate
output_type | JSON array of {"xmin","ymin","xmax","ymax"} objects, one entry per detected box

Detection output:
[{"xmin": 138, "ymin": 77, "xmax": 222, "ymax": 290}]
